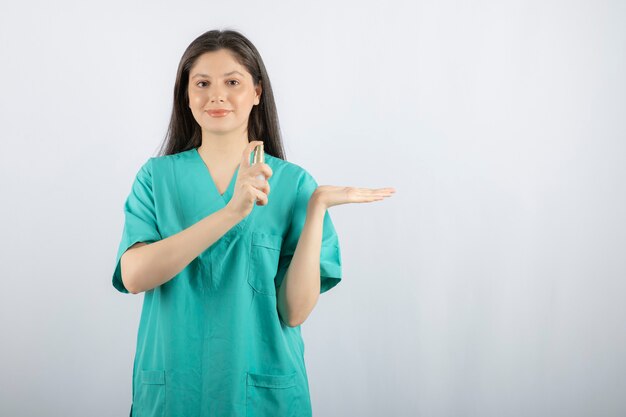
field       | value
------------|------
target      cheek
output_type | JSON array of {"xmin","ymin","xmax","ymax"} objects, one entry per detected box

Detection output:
[
  {"xmin": 188, "ymin": 88, "xmax": 205, "ymax": 102},
  {"xmin": 232, "ymin": 91, "xmax": 254, "ymax": 107},
  {"xmin": 188, "ymin": 93, "xmax": 201, "ymax": 105}
]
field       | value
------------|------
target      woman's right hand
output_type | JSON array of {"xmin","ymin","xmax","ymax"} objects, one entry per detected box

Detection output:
[{"xmin": 226, "ymin": 140, "xmax": 273, "ymax": 219}]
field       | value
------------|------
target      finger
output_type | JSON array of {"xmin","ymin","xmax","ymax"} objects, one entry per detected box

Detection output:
[
  {"xmin": 251, "ymin": 177, "xmax": 270, "ymax": 194},
  {"xmin": 352, "ymin": 187, "xmax": 395, "ymax": 197},
  {"xmin": 243, "ymin": 183, "xmax": 265, "ymax": 205},
  {"xmin": 368, "ymin": 188, "xmax": 395, "ymax": 196},
  {"xmin": 368, "ymin": 187, "xmax": 396, "ymax": 193},
  {"xmin": 241, "ymin": 140, "xmax": 265, "ymax": 168},
  {"xmin": 254, "ymin": 189, "xmax": 269, "ymax": 206},
  {"xmin": 356, "ymin": 196, "xmax": 388, "ymax": 203},
  {"xmin": 251, "ymin": 163, "xmax": 273, "ymax": 180},
  {"xmin": 349, "ymin": 189, "xmax": 394, "ymax": 202},
  {"xmin": 253, "ymin": 178, "xmax": 270, "ymax": 195}
]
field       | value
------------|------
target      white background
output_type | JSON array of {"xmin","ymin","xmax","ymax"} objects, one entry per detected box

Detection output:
[{"xmin": 1, "ymin": 1, "xmax": 625, "ymax": 416}]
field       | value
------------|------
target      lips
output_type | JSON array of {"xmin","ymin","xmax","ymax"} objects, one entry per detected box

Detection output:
[{"xmin": 206, "ymin": 109, "xmax": 231, "ymax": 116}]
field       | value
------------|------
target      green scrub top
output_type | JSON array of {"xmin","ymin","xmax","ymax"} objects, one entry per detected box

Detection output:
[{"xmin": 112, "ymin": 147, "xmax": 342, "ymax": 417}]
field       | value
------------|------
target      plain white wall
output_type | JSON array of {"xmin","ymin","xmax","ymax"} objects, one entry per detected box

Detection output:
[{"xmin": 1, "ymin": 1, "xmax": 625, "ymax": 416}]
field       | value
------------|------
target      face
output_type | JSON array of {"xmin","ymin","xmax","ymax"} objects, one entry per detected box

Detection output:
[{"xmin": 187, "ymin": 49, "xmax": 262, "ymax": 136}]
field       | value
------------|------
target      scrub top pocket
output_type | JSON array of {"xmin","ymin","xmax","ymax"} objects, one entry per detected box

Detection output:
[
  {"xmin": 133, "ymin": 369, "xmax": 166, "ymax": 417},
  {"xmin": 247, "ymin": 231, "xmax": 282, "ymax": 296},
  {"xmin": 246, "ymin": 371, "xmax": 304, "ymax": 417}
]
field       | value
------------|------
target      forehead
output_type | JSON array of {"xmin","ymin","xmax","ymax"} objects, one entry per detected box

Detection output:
[{"xmin": 190, "ymin": 50, "xmax": 249, "ymax": 78}]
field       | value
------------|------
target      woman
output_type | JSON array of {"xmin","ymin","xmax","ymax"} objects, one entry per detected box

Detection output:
[{"xmin": 112, "ymin": 29, "xmax": 395, "ymax": 417}]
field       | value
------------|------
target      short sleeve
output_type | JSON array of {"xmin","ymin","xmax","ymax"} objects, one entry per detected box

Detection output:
[
  {"xmin": 274, "ymin": 171, "xmax": 342, "ymax": 294},
  {"xmin": 112, "ymin": 158, "xmax": 162, "ymax": 294}
]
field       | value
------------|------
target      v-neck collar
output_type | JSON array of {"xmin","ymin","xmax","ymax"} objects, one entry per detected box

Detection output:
[{"xmin": 193, "ymin": 147, "xmax": 239, "ymax": 205}]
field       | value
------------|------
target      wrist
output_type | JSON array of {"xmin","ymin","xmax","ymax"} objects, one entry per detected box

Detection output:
[
  {"xmin": 222, "ymin": 204, "xmax": 245, "ymax": 223},
  {"xmin": 308, "ymin": 193, "xmax": 327, "ymax": 214}
]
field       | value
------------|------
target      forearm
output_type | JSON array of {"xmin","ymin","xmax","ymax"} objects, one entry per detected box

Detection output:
[
  {"xmin": 277, "ymin": 199, "xmax": 326, "ymax": 326},
  {"xmin": 121, "ymin": 207, "xmax": 243, "ymax": 294}
]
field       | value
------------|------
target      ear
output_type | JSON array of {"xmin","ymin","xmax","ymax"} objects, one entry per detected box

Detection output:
[{"xmin": 255, "ymin": 81, "xmax": 262, "ymax": 105}]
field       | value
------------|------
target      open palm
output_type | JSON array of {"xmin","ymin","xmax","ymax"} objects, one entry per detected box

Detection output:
[{"xmin": 312, "ymin": 185, "xmax": 396, "ymax": 209}]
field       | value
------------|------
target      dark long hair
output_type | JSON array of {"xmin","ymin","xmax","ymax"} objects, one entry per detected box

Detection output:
[{"xmin": 156, "ymin": 29, "xmax": 286, "ymax": 160}]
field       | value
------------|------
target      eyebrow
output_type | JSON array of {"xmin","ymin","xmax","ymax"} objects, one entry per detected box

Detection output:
[{"xmin": 191, "ymin": 71, "xmax": 244, "ymax": 79}]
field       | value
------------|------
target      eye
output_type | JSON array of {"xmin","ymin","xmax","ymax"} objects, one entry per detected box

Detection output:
[{"xmin": 195, "ymin": 80, "xmax": 239, "ymax": 87}]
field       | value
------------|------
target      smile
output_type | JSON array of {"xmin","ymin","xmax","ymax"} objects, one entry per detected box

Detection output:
[{"xmin": 206, "ymin": 110, "xmax": 231, "ymax": 117}]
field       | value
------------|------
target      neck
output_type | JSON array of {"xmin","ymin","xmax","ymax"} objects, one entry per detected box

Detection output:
[{"xmin": 197, "ymin": 128, "xmax": 250, "ymax": 164}]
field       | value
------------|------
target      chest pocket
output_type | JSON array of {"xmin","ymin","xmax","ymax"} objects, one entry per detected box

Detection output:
[{"xmin": 247, "ymin": 231, "xmax": 283, "ymax": 296}]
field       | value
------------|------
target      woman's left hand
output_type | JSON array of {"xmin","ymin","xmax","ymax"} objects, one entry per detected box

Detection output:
[{"xmin": 310, "ymin": 185, "xmax": 396, "ymax": 210}]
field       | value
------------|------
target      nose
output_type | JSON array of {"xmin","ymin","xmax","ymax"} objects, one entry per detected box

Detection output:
[{"xmin": 208, "ymin": 84, "xmax": 226, "ymax": 102}]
